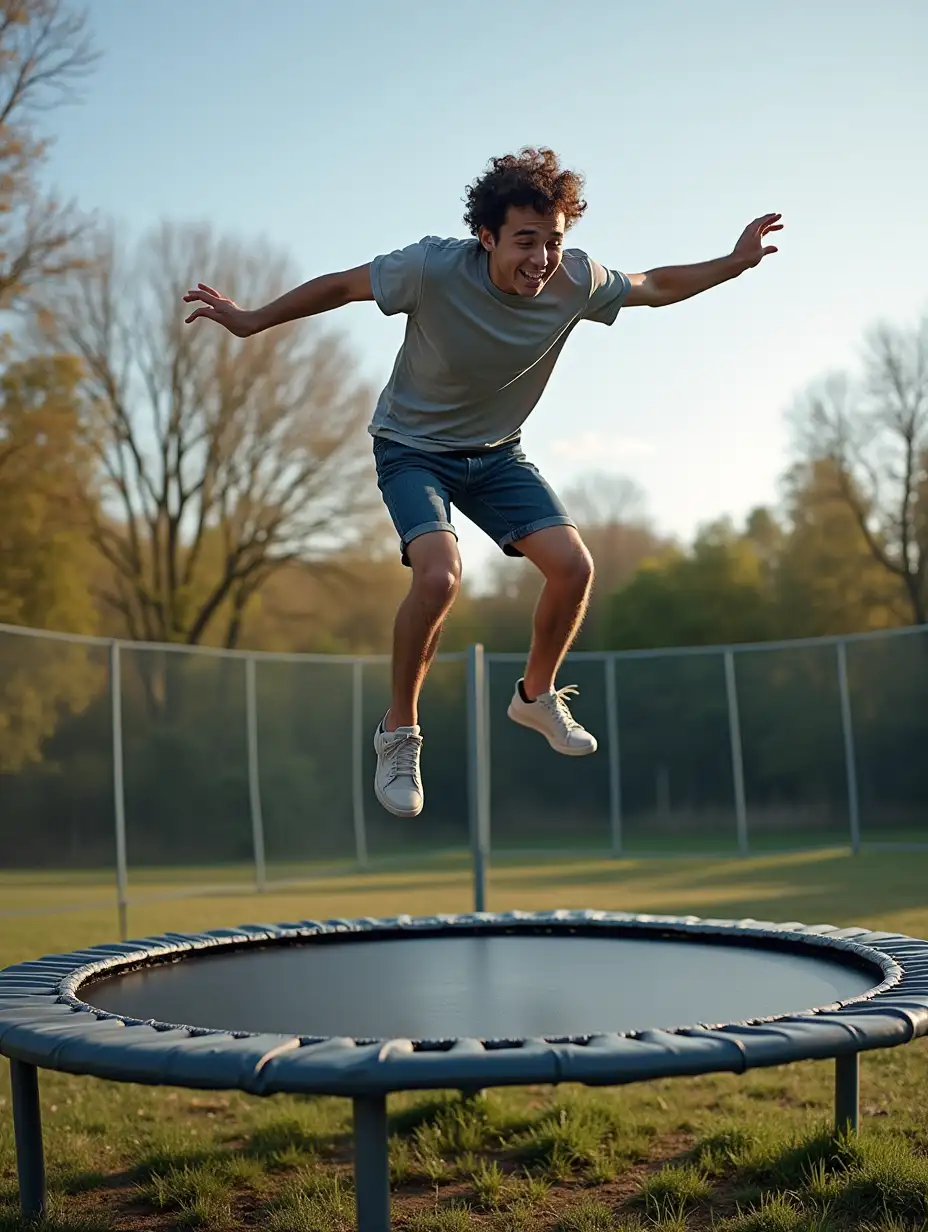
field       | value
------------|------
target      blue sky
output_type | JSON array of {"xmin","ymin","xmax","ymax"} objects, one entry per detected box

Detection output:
[{"xmin": 43, "ymin": 0, "xmax": 927, "ymax": 575}]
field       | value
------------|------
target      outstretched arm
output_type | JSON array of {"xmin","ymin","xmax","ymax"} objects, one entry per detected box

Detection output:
[
  {"xmin": 183, "ymin": 263, "xmax": 375, "ymax": 337},
  {"xmin": 624, "ymin": 214, "xmax": 783, "ymax": 308}
]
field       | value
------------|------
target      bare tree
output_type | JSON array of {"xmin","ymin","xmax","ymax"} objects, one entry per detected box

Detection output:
[
  {"xmin": 790, "ymin": 312, "xmax": 928, "ymax": 625},
  {"xmin": 561, "ymin": 471, "xmax": 649, "ymax": 528},
  {"xmin": 0, "ymin": 0, "xmax": 98, "ymax": 309},
  {"xmin": 561, "ymin": 471, "xmax": 666, "ymax": 647},
  {"xmin": 34, "ymin": 221, "xmax": 381, "ymax": 649}
]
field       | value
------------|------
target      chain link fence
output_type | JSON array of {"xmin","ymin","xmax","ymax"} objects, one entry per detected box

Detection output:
[{"xmin": 2, "ymin": 621, "xmax": 926, "ymax": 935}]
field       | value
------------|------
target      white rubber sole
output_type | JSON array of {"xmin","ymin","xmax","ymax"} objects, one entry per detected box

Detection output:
[
  {"xmin": 373, "ymin": 775, "xmax": 424, "ymax": 817},
  {"xmin": 506, "ymin": 704, "xmax": 598, "ymax": 756}
]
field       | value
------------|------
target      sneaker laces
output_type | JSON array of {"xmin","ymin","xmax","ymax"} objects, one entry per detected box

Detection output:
[
  {"xmin": 539, "ymin": 684, "xmax": 582, "ymax": 733},
  {"xmin": 388, "ymin": 731, "xmax": 422, "ymax": 786}
]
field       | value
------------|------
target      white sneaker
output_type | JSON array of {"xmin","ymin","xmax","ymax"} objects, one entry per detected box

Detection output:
[
  {"xmin": 373, "ymin": 718, "xmax": 424, "ymax": 817},
  {"xmin": 507, "ymin": 680, "xmax": 598, "ymax": 756}
]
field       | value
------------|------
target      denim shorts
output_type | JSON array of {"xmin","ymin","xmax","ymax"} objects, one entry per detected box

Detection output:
[{"xmin": 373, "ymin": 435, "xmax": 575, "ymax": 566}]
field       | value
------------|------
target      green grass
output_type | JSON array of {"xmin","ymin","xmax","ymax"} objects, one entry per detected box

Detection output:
[
  {"xmin": 2, "ymin": 849, "xmax": 928, "ymax": 1229},
  {"xmin": 635, "ymin": 1164, "xmax": 714, "ymax": 1210}
]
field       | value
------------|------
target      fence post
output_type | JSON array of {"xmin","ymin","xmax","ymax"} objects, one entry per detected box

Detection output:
[
  {"xmin": 466, "ymin": 644, "xmax": 490, "ymax": 913},
  {"xmin": 723, "ymin": 650, "xmax": 749, "ymax": 856},
  {"xmin": 109, "ymin": 641, "xmax": 129, "ymax": 940},
  {"xmin": 352, "ymin": 660, "xmax": 369, "ymax": 869},
  {"xmin": 604, "ymin": 654, "xmax": 623, "ymax": 856},
  {"xmin": 244, "ymin": 656, "xmax": 267, "ymax": 892},
  {"xmin": 836, "ymin": 640, "xmax": 862, "ymax": 855}
]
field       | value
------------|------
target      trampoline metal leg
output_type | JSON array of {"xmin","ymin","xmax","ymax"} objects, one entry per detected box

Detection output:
[
  {"xmin": 10, "ymin": 1059, "xmax": 47, "ymax": 1221},
  {"xmin": 834, "ymin": 1053, "xmax": 860, "ymax": 1136},
  {"xmin": 353, "ymin": 1094, "xmax": 390, "ymax": 1232}
]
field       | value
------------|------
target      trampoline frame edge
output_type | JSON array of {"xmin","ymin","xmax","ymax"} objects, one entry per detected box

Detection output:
[{"xmin": 3, "ymin": 908, "xmax": 928, "ymax": 1231}]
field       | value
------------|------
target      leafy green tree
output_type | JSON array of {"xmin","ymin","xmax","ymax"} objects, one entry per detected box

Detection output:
[
  {"xmin": 0, "ymin": 355, "xmax": 104, "ymax": 774},
  {"xmin": 775, "ymin": 458, "xmax": 905, "ymax": 636},
  {"xmin": 0, "ymin": 354, "xmax": 97, "ymax": 627},
  {"xmin": 0, "ymin": 0, "xmax": 98, "ymax": 313},
  {"xmin": 606, "ymin": 518, "xmax": 774, "ymax": 650}
]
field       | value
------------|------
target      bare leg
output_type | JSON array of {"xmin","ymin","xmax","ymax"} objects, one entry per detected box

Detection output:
[
  {"xmin": 516, "ymin": 526, "xmax": 594, "ymax": 699},
  {"xmin": 386, "ymin": 531, "xmax": 461, "ymax": 730}
]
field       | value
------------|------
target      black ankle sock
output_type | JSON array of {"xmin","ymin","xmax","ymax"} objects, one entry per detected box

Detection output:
[{"xmin": 518, "ymin": 679, "xmax": 534, "ymax": 703}]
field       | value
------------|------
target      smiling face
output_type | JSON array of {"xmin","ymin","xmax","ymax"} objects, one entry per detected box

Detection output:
[{"xmin": 480, "ymin": 205, "xmax": 566, "ymax": 298}]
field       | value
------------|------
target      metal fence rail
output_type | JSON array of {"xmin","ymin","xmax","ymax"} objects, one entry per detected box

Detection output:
[{"xmin": 1, "ymin": 620, "xmax": 926, "ymax": 938}]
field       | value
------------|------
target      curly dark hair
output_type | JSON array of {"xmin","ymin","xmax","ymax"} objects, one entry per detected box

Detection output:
[{"xmin": 463, "ymin": 147, "xmax": 588, "ymax": 240}]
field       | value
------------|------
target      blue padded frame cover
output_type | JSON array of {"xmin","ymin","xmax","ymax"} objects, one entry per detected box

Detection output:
[{"xmin": 2, "ymin": 910, "xmax": 928, "ymax": 1096}]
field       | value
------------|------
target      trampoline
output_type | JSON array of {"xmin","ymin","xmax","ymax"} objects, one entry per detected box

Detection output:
[{"xmin": 3, "ymin": 909, "xmax": 928, "ymax": 1232}]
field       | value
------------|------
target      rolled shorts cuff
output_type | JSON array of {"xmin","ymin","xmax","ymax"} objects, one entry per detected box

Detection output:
[
  {"xmin": 401, "ymin": 519, "xmax": 458, "ymax": 565},
  {"xmin": 499, "ymin": 515, "xmax": 576, "ymax": 557}
]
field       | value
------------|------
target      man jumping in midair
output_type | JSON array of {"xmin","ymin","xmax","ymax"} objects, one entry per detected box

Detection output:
[{"xmin": 184, "ymin": 147, "xmax": 782, "ymax": 819}]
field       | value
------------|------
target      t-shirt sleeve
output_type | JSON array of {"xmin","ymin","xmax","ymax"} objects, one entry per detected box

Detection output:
[
  {"xmin": 583, "ymin": 258, "xmax": 632, "ymax": 325},
  {"xmin": 369, "ymin": 239, "xmax": 431, "ymax": 317}
]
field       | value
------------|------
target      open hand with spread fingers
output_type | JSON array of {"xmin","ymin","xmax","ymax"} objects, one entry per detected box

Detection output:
[
  {"xmin": 732, "ymin": 213, "xmax": 784, "ymax": 268},
  {"xmin": 183, "ymin": 283, "xmax": 258, "ymax": 337}
]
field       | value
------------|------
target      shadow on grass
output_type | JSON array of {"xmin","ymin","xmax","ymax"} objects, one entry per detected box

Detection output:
[
  {"xmin": 691, "ymin": 1123, "xmax": 928, "ymax": 1227},
  {"xmin": 491, "ymin": 850, "xmax": 928, "ymax": 927},
  {"xmin": 130, "ymin": 1143, "xmax": 218, "ymax": 1185},
  {"xmin": 0, "ymin": 1201, "xmax": 115, "ymax": 1232},
  {"xmin": 240, "ymin": 1119, "xmax": 327, "ymax": 1165}
]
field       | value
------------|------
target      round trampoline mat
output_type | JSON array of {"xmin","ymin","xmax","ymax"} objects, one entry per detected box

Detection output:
[{"xmin": 84, "ymin": 931, "xmax": 878, "ymax": 1040}]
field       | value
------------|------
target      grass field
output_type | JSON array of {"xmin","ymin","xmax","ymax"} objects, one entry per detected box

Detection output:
[{"xmin": 2, "ymin": 848, "xmax": 928, "ymax": 1230}]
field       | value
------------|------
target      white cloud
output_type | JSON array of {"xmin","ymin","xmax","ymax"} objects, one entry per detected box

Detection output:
[{"xmin": 548, "ymin": 431, "xmax": 656, "ymax": 464}]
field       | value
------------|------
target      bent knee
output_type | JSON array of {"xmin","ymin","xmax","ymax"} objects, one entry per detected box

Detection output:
[
  {"xmin": 551, "ymin": 543, "xmax": 594, "ymax": 593},
  {"xmin": 408, "ymin": 535, "xmax": 462, "ymax": 606},
  {"xmin": 415, "ymin": 565, "xmax": 461, "ymax": 606}
]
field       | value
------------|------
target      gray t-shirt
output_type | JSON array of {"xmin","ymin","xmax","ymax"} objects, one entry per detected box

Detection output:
[{"xmin": 368, "ymin": 236, "xmax": 630, "ymax": 452}]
